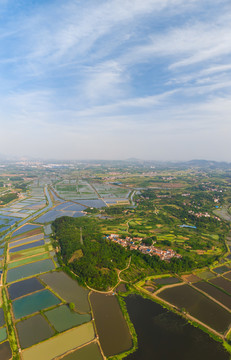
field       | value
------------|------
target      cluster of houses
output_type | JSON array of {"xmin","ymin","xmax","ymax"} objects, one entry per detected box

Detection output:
[
  {"xmin": 188, "ymin": 210, "xmax": 220, "ymax": 221},
  {"xmin": 107, "ymin": 234, "xmax": 181, "ymax": 261}
]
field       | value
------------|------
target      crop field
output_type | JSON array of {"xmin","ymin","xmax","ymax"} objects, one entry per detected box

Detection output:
[
  {"xmin": 39, "ymin": 271, "xmax": 90, "ymax": 313},
  {"xmin": 61, "ymin": 342, "xmax": 103, "ymax": 360},
  {"xmin": 10, "ymin": 228, "xmax": 43, "ymax": 242},
  {"xmin": 8, "ymin": 252, "xmax": 50, "ymax": 269},
  {"xmin": 55, "ymin": 180, "xmax": 98, "ymax": 200},
  {"xmin": 12, "ymin": 224, "xmax": 41, "ymax": 237},
  {"xmin": 22, "ymin": 322, "xmax": 95, "ymax": 360},
  {"xmin": 8, "ymin": 277, "xmax": 45, "ymax": 300},
  {"xmin": 209, "ymin": 277, "xmax": 231, "ymax": 295},
  {"xmin": 7, "ymin": 259, "xmax": 55, "ymax": 283},
  {"xmin": 193, "ymin": 281, "xmax": 231, "ymax": 310},
  {"xmin": 92, "ymin": 183, "xmax": 130, "ymax": 199},
  {"xmin": 16, "ymin": 314, "xmax": 55, "ymax": 349},
  {"xmin": 157, "ymin": 284, "xmax": 231, "ymax": 333},
  {"xmin": 9, "ymin": 246, "xmax": 47, "ymax": 261},
  {"xmin": 12, "ymin": 289, "xmax": 61, "ymax": 319},
  {"xmin": 0, "ymin": 341, "xmax": 12, "ymax": 360},
  {"xmin": 197, "ymin": 271, "xmax": 215, "ymax": 280},
  {"xmin": 181, "ymin": 274, "xmax": 201, "ymax": 283},
  {"xmin": 44, "ymin": 305, "xmax": 91, "ymax": 332}
]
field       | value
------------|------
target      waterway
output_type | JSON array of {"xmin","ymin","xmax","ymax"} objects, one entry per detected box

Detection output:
[{"xmin": 124, "ymin": 294, "xmax": 230, "ymax": 360}]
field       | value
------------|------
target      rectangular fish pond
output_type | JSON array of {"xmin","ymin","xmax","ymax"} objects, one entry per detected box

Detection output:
[
  {"xmin": 16, "ymin": 314, "xmax": 55, "ymax": 349},
  {"xmin": 44, "ymin": 304, "xmax": 91, "ymax": 332},
  {"xmin": 7, "ymin": 259, "xmax": 55, "ymax": 283},
  {"xmin": 39, "ymin": 271, "xmax": 90, "ymax": 313},
  {"xmin": 90, "ymin": 292, "xmax": 132, "ymax": 357},
  {"xmin": 12, "ymin": 289, "xmax": 61, "ymax": 319},
  {"xmin": 9, "ymin": 239, "xmax": 44, "ymax": 253},
  {"xmin": 157, "ymin": 284, "xmax": 231, "ymax": 333},
  {"xmin": 60, "ymin": 342, "xmax": 103, "ymax": 360},
  {"xmin": 8, "ymin": 277, "xmax": 45, "ymax": 300}
]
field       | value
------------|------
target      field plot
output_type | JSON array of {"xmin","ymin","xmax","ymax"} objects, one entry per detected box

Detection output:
[
  {"xmin": 10, "ymin": 228, "xmax": 43, "ymax": 242},
  {"xmin": 8, "ymin": 277, "xmax": 45, "ymax": 300},
  {"xmin": 157, "ymin": 284, "xmax": 231, "ymax": 333},
  {"xmin": 34, "ymin": 209, "xmax": 85, "ymax": 224},
  {"xmin": 8, "ymin": 252, "xmax": 49, "ymax": 269},
  {"xmin": 90, "ymin": 292, "xmax": 132, "ymax": 357},
  {"xmin": 55, "ymin": 180, "xmax": 98, "ymax": 200},
  {"xmin": 9, "ymin": 233, "xmax": 44, "ymax": 248},
  {"xmin": 7, "ymin": 259, "xmax": 55, "ymax": 283},
  {"xmin": 39, "ymin": 271, "xmax": 90, "ymax": 313},
  {"xmin": 77, "ymin": 199, "xmax": 106, "ymax": 208},
  {"xmin": 0, "ymin": 215, "xmax": 18, "ymax": 233},
  {"xmin": 44, "ymin": 305, "xmax": 91, "ymax": 332},
  {"xmin": 92, "ymin": 183, "xmax": 130, "ymax": 199},
  {"xmin": 0, "ymin": 341, "xmax": 12, "ymax": 360},
  {"xmin": 0, "ymin": 327, "xmax": 7, "ymax": 342},
  {"xmin": 194, "ymin": 281, "xmax": 231, "ymax": 310},
  {"xmin": 12, "ymin": 224, "xmax": 41, "ymax": 237},
  {"xmin": 153, "ymin": 277, "xmax": 181, "ymax": 285},
  {"xmin": 223, "ymin": 271, "xmax": 231, "ymax": 281},
  {"xmin": 22, "ymin": 322, "xmax": 95, "ymax": 360},
  {"xmin": 181, "ymin": 274, "xmax": 201, "ymax": 283},
  {"xmin": 16, "ymin": 314, "xmax": 55, "ymax": 349},
  {"xmin": 9, "ymin": 246, "xmax": 46, "ymax": 261},
  {"xmin": 61, "ymin": 342, "xmax": 103, "ymax": 360},
  {"xmin": 212, "ymin": 266, "xmax": 230, "ymax": 274},
  {"xmin": 197, "ymin": 271, "xmax": 215, "ymax": 280},
  {"xmin": 9, "ymin": 239, "xmax": 44, "ymax": 253},
  {"xmin": 0, "ymin": 308, "xmax": 5, "ymax": 326},
  {"xmin": 12, "ymin": 289, "xmax": 61, "ymax": 319},
  {"xmin": 209, "ymin": 277, "xmax": 231, "ymax": 295}
]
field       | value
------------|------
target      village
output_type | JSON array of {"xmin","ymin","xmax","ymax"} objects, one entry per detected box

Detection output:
[{"xmin": 107, "ymin": 234, "xmax": 182, "ymax": 261}]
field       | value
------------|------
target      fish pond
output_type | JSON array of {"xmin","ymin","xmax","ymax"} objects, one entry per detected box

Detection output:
[
  {"xmin": 16, "ymin": 314, "xmax": 55, "ymax": 349},
  {"xmin": 8, "ymin": 277, "xmax": 44, "ymax": 300},
  {"xmin": 210, "ymin": 277, "xmax": 231, "ymax": 295},
  {"xmin": 12, "ymin": 224, "xmax": 41, "ymax": 237},
  {"xmin": 9, "ymin": 233, "xmax": 44, "ymax": 247},
  {"xmin": 157, "ymin": 284, "xmax": 231, "ymax": 333},
  {"xmin": 61, "ymin": 342, "xmax": 103, "ymax": 360},
  {"xmin": 8, "ymin": 252, "xmax": 49, "ymax": 269},
  {"xmin": 9, "ymin": 239, "xmax": 44, "ymax": 253},
  {"xmin": 90, "ymin": 292, "xmax": 132, "ymax": 357},
  {"xmin": 212, "ymin": 266, "xmax": 230, "ymax": 274},
  {"xmin": 7, "ymin": 259, "xmax": 55, "ymax": 283},
  {"xmin": 124, "ymin": 294, "xmax": 230, "ymax": 360},
  {"xmin": 22, "ymin": 322, "xmax": 95, "ymax": 360},
  {"xmin": 39, "ymin": 271, "xmax": 90, "ymax": 313},
  {"xmin": 0, "ymin": 341, "xmax": 12, "ymax": 360},
  {"xmin": 0, "ymin": 308, "xmax": 5, "ymax": 327},
  {"xmin": 0, "ymin": 327, "xmax": 7, "ymax": 342},
  {"xmin": 44, "ymin": 304, "xmax": 91, "ymax": 332},
  {"xmin": 194, "ymin": 281, "xmax": 231, "ymax": 310},
  {"xmin": 12, "ymin": 289, "xmax": 61, "ymax": 319}
]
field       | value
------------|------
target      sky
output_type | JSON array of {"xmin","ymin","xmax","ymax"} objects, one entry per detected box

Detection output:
[{"xmin": 0, "ymin": 0, "xmax": 230, "ymax": 161}]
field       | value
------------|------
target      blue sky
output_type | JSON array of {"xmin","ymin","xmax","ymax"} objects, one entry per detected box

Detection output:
[{"xmin": 0, "ymin": 0, "xmax": 230, "ymax": 161}]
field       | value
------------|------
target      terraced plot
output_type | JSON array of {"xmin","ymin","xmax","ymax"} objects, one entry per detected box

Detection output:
[
  {"xmin": 12, "ymin": 224, "xmax": 41, "ymax": 237},
  {"xmin": 12, "ymin": 289, "xmax": 61, "ymax": 319},
  {"xmin": 7, "ymin": 259, "xmax": 55, "ymax": 283},
  {"xmin": 9, "ymin": 233, "xmax": 44, "ymax": 247},
  {"xmin": 44, "ymin": 305, "xmax": 91, "ymax": 332},
  {"xmin": 10, "ymin": 246, "xmax": 46, "ymax": 261}
]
